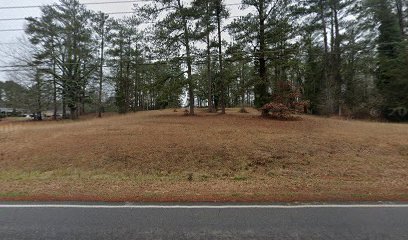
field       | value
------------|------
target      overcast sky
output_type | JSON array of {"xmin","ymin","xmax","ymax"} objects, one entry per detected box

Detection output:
[{"xmin": 0, "ymin": 0, "xmax": 244, "ymax": 82}]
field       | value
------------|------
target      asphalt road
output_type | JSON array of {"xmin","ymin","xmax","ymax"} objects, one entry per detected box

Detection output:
[{"xmin": 1, "ymin": 203, "xmax": 408, "ymax": 240}]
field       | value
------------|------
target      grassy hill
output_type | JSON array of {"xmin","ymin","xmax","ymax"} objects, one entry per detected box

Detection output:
[{"xmin": 0, "ymin": 108, "xmax": 407, "ymax": 202}]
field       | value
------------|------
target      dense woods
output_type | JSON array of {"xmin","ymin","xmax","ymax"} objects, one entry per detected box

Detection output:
[{"xmin": 2, "ymin": 0, "xmax": 407, "ymax": 121}]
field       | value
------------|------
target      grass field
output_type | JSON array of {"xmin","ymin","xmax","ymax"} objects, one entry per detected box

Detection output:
[{"xmin": 0, "ymin": 108, "xmax": 407, "ymax": 202}]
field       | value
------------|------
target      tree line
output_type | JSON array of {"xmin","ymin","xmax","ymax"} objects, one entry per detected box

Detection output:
[{"xmin": 3, "ymin": 0, "xmax": 407, "ymax": 121}]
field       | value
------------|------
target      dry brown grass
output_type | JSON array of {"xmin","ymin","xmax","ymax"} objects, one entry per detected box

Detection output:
[{"xmin": 1, "ymin": 108, "xmax": 407, "ymax": 202}]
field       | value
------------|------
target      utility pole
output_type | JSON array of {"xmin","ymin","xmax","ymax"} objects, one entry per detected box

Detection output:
[{"xmin": 98, "ymin": 12, "xmax": 106, "ymax": 118}]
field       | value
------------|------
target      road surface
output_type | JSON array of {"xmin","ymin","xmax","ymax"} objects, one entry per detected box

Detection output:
[{"xmin": 1, "ymin": 203, "xmax": 408, "ymax": 239}]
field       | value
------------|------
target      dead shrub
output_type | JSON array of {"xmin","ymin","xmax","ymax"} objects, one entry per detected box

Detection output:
[{"xmin": 262, "ymin": 81, "xmax": 309, "ymax": 120}]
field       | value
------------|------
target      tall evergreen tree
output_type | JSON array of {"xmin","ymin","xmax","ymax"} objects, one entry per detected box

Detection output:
[
  {"xmin": 229, "ymin": 0, "xmax": 286, "ymax": 116},
  {"xmin": 367, "ymin": 0, "xmax": 408, "ymax": 120},
  {"xmin": 191, "ymin": 0, "xmax": 217, "ymax": 112},
  {"xmin": 139, "ymin": 0, "xmax": 198, "ymax": 115},
  {"xmin": 26, "ymin": 0, "xmax": 97, "ymax": 119}
]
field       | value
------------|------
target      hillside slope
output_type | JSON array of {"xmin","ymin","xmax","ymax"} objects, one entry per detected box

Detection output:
[{"xmin": 1, "ymin": 109, "xmax": 407, "ymax": 202}]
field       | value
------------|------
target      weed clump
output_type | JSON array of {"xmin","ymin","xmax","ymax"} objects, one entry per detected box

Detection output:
[{"xmin": 187, "ymin": 173, "xmax": 193, "ymax": 182}]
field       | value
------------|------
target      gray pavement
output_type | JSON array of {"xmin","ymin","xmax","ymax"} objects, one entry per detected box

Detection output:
[{"xmin": 1, "ymin": 203, "xmax": 408, "ymax": 239}]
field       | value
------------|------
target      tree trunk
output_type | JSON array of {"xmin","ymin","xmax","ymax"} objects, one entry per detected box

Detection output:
[
  {"xmin": 216, "ymin": 0, "xmax": 226, "ymax": 114},
  {"xmin": 35, "ymin": 70, "xmax": 42, "ymax": 121},
  {"xmin": 62, "ymin": 80, "xmax": 67, "ymax": 119},
  {"xmin": 81, "ymin": 82, "xmax": 86, "ymax": 115},
  {"xmin": 98, "ymin": 13, "xmax": 105, "ymax": 118},
  {"xmin": 181, "ymin": 9, "xmax": 194, "ymax": 115},
  {"xmin": 133, "ymin": 43, "xmax": 139, "ymax": 112},
  {"xmin": 257, "ymin": 1, "xmax": 269, "ymax": 116},
  {"xmin": 70, "ymin": 107, "xmax": 78, "ymax": 120},
  {"xmin": 186, "ymin": 47, "xmax": 194, "ymax": 115},
  {"xmin": 319, "ymin": 0, "xmax": 329, "ymax": 90},
  {"xmin": 241, "ymin": 61, "xmax": 246, "ymax": 110},
  {"xmin": 395, "ymin": 0, "xmax": 405, "ymax": 36},
  {"xmin": 206, "ymin": 6, "xmax": 213, "ymax": 113},
  {"xmin": 331, "ymin": 2, "xmax": 342, "ymax": 116},
  {"xmin": 52, "ymin": 59, "xmax": 57, "ymax": 120}
]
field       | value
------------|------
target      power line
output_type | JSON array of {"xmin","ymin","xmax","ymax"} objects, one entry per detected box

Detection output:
[
  {"xmin": 0, "ymin": 1, "xmax": 241, "ymax": 10},
  {"xmin": 0, "ymin": 0, "xmax": 242, "ymax": 32},
  {"xmin": 0, "ymin": 13, "xmax": 246, "ymax": 31},
  {"xmin": 0, "ymin": 2, "xmax": 241, "ymax": 22},
  {"xmin": 0, "ymin": 11, "xmax": 136, "ymax": 22},
  {"xmin": 0, "ymin": 0, "xmax": 151, "ymax": 10},
  {"xmin": 0, "ymin": 17, "xmax": 26, "ymax": 22},
  {"xmin": 0, "ymin": 29, "xmax": 25, "ymax": 32}
]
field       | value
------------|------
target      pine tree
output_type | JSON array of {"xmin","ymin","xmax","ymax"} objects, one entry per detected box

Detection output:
[
  {"xmin": 229, "ymin": 0, "xmax": 288, "ymax": 116},
  {"xmin": 139, "ymin": 0, "xmax": 198, "ymax": 115},
  {"xmin": 26, "ymin": 0, "xmax": 97, "ymax": 120},
  {"xmin": 367, "ymin": 0, "xmax": 408, "ymax": 120}
]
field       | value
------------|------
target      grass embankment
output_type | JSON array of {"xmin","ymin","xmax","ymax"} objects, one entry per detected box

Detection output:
[{"xmin": 0, "ymin": 108, "xmax": 407, "ymax": 202}]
